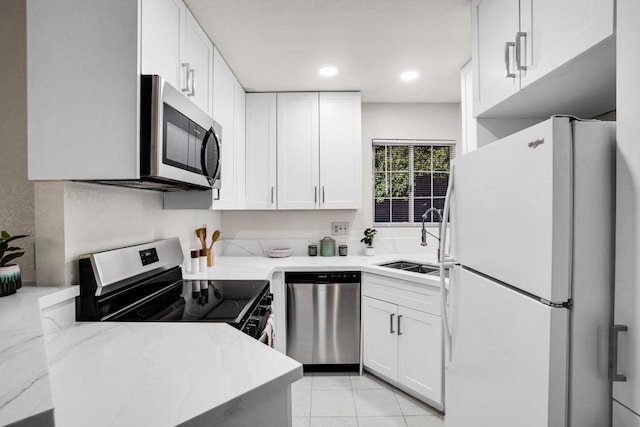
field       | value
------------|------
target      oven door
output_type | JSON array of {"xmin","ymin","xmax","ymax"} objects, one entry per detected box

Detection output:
[{"xmin": 106, "ymin": 282, "xmax": 186, "ymax": 321}]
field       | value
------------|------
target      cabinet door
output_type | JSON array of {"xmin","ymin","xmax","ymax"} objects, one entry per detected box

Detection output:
[
  {"xmin": 362, "ymin": 296, "xmax": 398, "ymax": 381},
  {"xmin": 277, "ymin": 93, "xmax": 320, "ymax": 210},
  {"xmin": 233, "ymin": 82, "xmax": 246, "ymax": 209},
  {"xmin": 519, "ymin": 0, "xmax": 614, "ymax": 89},
  {"xmin": 140, "ymin": 0, "xmax": 185, "ymax": 90},
  {"xmin": 212, "ymin": 47, "xmax": 237, "ymax": 209},
  {"xmin": 245, "ymin": 93, "xmax": 277, "ymax": 210},
  {"xmin": 183, "ymin": 8, "xmax": 213, "ymax": 115},
  {"xmin": 319, "ymin": 92, "xmax": 362, "ymax": 209},
  {"xmin": 472, "ymin": 0, "xmax": 521, "ymax": 116},
  {"xmin": 397, "ymin": 306, "xmax": 442, "ymax": 405}
]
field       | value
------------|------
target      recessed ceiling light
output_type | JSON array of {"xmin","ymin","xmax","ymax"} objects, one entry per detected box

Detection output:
[
  {"xmin": 319, "ymin": 66, "xmax": 338, "ymax": 77},
  {"xmin": 400, "ymin": 71, "xmax": 419, "ymax": 81}
]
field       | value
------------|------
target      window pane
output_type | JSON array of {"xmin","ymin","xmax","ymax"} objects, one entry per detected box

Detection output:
[
  {"xmin": 374, "ymin": 146, "xmax": 387, "ymax": 171},
  {"xmin": 390, "ymin": 146, "xmax": 409, "ymax": 171},
  {"xmin": 414, "ymin": 199, "xmax": 431, "ymax": 222},
  {"xmin": 374, "ymin": 198, "xmax": 391, "ymax": 223},
  {"xmin": 374, "ymin": 173, "xmax": 390, "ymax": 199},
  {"xmin": 414, "ymin": 146, "xmax": 432, "ymax": 171},
  {"xmin": 414, "ymin": 172, "xmax": 432, "ymax": 197},
  {"xmin": 433, "ymin": 197, "xmax": 445, "ymax": 217},
  {"xmin": 391, "ymin": 199, "xmax": 409, "ymax": 222},
  {"xmin": 433, "ymin": 146, "xmax": 450, "ymax": 172},
  {"xmin": 391, "ymin": 172, "xmax": 409, "ymax": 197},
  {"xmin": 433, "ymin": 173, "xmax": 449, "ymax": 197}
]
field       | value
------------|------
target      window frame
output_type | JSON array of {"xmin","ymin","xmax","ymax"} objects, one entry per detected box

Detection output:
[{"xmin": 372, "ymin": 138, "xmax": 456, "ymax": 227}]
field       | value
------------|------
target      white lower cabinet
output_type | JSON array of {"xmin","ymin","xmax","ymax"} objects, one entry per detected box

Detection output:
[{"xmin": 362, "ymin": 273, "xmax": 443, "ymax": 410}]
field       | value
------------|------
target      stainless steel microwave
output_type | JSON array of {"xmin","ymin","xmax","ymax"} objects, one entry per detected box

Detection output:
[{"xmin": 139, "ymin": 75, "xmax": 221, "ymax": 191}]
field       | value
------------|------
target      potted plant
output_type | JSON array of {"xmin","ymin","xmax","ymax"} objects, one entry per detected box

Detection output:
[
  {"xmin": 0, "ymin": 231, "xmax": 28, "ymax": 297},
  {"xmin": 361, "ymin": 228, "xmax": 377, "ymax": 256}
]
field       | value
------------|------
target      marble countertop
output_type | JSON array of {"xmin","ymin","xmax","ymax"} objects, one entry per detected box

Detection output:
[
  {"xmin": 45, "ymin": 321, "xmax": 301, "ymax": 427},
  {"xmin": 0, "ymin": 286, "xmax": 65, "ymax": 427},
  {"xmin": 1, "ymin": 252, "xmax": 442, "ymax": 426},
  {"xmin": 185, "ymin": 252, "xmax": 442, "ymax": 287}
]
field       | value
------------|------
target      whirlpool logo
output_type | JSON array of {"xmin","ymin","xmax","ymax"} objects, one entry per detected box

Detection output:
[{"xmin": 528, "ymin": 138, "xmax": 544, "ymax": 149}]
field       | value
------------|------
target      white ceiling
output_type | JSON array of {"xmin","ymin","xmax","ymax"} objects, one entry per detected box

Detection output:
[{"xmin": 185, "ymin": 0, "xmax": 472, "ymax": 103}]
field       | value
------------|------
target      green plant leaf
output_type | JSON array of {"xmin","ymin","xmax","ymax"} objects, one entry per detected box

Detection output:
[
  {"xmin": 3, "ymin": 234, "xmax": 28, "ymax": 244},
  {"xmin": 1, "ymin": 251, "xmax": 24, "ymax": 266},
  {"xmin": 0, "ymin": 231, "xmax": 10, "ymax": 240}
]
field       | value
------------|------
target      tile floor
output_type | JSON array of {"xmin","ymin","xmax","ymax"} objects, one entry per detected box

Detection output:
[{"xmin": 291, "ymin": 372, "xmax": 444, "ymax": 427}]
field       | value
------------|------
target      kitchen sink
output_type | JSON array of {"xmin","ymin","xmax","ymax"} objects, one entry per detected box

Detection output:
[{"xmin": 378, "ymin": 261, "xmax": 440, "ymax": 275}]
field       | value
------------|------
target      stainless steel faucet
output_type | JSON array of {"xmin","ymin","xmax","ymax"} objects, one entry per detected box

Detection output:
[{"xmin": 421, "ymin": 207, "xmax": 443, "ymax": 258}]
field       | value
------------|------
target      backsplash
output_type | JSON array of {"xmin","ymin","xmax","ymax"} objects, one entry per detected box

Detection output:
[{"xmin": 219, "ymin": 237, "xmax": 438, "ymax": 257}]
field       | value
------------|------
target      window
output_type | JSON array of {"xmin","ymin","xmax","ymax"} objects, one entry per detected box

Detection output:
[{"xmin": 373, "ymin": 139, "xmax": 455, "ymax": 225}]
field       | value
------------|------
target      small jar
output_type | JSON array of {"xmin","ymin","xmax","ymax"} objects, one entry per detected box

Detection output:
[
  {"xmin": 199, "ymin": 249, "xmax": 208, "ymax": 271},
  {"xmin": 190, "ymin": 250, "xmax": 200, "ymax": 273},
  {"xmin": 338, "ymin": 245, "xmax": 348, "ymax": 256},
  {"xmin": 308, "ymin": 245, "xmax": 318, "ymax": 256}
]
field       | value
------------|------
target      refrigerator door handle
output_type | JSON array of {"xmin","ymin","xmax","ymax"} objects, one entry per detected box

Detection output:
[
  {"xmin": 610, "ymin": 324, "xmax": 628, "ymax": 382},
  {"xmin": 439, "ymin": 165, "xmax": 454, "ymax": 264}
]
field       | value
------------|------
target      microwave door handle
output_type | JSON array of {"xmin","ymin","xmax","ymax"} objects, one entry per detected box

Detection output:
[{"xmin": 201, "ymin": 128, "xmax": 220, "ymax": 184}]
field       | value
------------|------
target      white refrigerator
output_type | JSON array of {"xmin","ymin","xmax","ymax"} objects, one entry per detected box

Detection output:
[{"xmin": 441, "ymin": 117, "xmax": 615, "ymax": 427}]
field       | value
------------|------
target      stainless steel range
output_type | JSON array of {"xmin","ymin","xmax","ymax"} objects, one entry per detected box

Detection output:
[{"xmin": 76, "ymin": 238, "xmax": 273, "ymax": 340}]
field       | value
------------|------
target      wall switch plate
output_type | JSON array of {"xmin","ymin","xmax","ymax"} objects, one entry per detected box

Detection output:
[{"xmin": 331, "ymin": 222, "xmax": 349, "ymax": 236}]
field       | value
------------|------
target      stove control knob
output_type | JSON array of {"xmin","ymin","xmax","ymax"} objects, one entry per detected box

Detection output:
[
  {"xmin": 245, "ymin": 323, "xmax": 258, "ymax": 337},
  {"xmin": 257, "ymin": 305, "xmax": 268, "ymax": 316}
]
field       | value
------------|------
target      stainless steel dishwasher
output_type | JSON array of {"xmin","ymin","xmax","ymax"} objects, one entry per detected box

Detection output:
[{"xmin": 286, "ymin": 271, "xmax": 361, "ymax": 366}]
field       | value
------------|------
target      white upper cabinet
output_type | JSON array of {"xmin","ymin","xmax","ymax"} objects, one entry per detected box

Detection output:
[
  {"xmin": 319, "ymin": 92, "xmax": 362, "ymax": 209},
  {"xmin": 183, "ymin": 9, "xmax": 213, "ymax": 115},
  {"xmin": 233, "ymin": 82, "xmax": 247, "ymax": 210},
  {"xmin": 211, "ymin": 47, "xmax": 245, "ymax": 210},
  {"xmin": 277, "ymin": 92, "xmax": 321, "ymax": 210},
  {"xmin": 141, "ymin": 0, "xmax": 213, "ymax": 115},
  {"xmin": 473, "ymin": 0, "xmax": 520, "ymax": 115},
  {"xmin": 519, "ymin": 0, "xmax": 614, "ymax": 88},
  {"xmin": 245, "ymin": 93, "xmax": 277, "ymax": 210},
  {"xmin": 473, "ymin": 0, "xmax": 615, "ymax": 118},
  {"xmin": 140, "ymin": 0, "xmax": 184, "ymax": 90},
  {"xmin": 275, "ymin": 91, "xmax": 362, "ymax": 211}
]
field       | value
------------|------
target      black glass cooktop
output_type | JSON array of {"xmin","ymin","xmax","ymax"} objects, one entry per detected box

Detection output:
[{"xmin": 109, "ymin": 279, "xmax": 269, "ymax": 325}]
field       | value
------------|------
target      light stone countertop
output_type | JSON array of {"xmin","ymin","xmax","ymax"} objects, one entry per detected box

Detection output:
[
  {"xmin": 0, "ymin": 285, "xmax": 64, "ymax": 427},
  {"xmin": 1, "ymin": 252, "xmax": 441, "ymax": 427},
  {"xmin": 185, "ymin": 252, "xmax": 442, "ymax": 288}
]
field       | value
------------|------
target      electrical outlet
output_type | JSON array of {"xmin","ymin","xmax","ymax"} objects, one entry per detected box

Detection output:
[{"xmin": 331, "ymin": 222, "xmax": 349, "ymax": 236}]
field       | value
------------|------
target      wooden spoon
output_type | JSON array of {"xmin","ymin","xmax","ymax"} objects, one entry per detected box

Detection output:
[
  {"xmin": 195, "ymin": 227, "xmax": 207, "ymax": 250},
  {"xmin": 209, "ymin": 230, "xmax": 221, "ymax": 250}
]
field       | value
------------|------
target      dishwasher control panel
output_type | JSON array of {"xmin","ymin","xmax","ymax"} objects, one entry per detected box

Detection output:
[{"xmin": 285, "ymin": 271, "xmax": 360, "ymax": 284}]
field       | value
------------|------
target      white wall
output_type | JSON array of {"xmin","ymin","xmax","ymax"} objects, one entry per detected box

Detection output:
[
  {"xmin": 0, "ymin": 0, "xmax": 36, "ymax": 283},
  {"xmin": 222, "ymin": 102, "xmax": 461, "ymax": 243},
  {"xmin": 35, "ymin": 182, "xmax": 222, "ymax": 286}
]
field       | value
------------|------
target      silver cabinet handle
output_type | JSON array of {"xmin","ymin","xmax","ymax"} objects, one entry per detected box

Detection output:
[
  {"xmin": 515, "ymin": 32, "xmax": 527, "ymax": 71},
  {"xmin": 181, "ymin": 63, "xmax": 191, "ymax": 93},
  {"xmin": 314, "ymin": 186, "xmax": 318, "ymax": 204},
  {"xmin": 322, "ymin": 186, "xmax": 325, "ymax": 204},
  {"xmin": 504, "ymin": 41, "xmax": 516, "ymax": 78},
  {"xmin": 610, "ymin": 324, "xmax": 628, "ymax": 382},
  {"xmin": 390, "ymin": 313, "xmax": 395, "ymax": 334},
  {"xmin": 397, "ymin": 315, "xmax": 403, "ymax": 335},
  {"xmin": 189, "ymin": 68, "xmax": 195, "ymax": 96},
  {"xmin": 271, "ymin": 186, "xmax": 274, "ymax": 204}
]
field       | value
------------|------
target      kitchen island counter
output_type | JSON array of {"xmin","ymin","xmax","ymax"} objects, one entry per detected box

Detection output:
[
  {"xmin": 1, "ymin": 284, "xmax": 301, "ymax": 427},
  {"xmin": 45, "ymin": 319, "xmax": 301, "ymax": 427}
]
